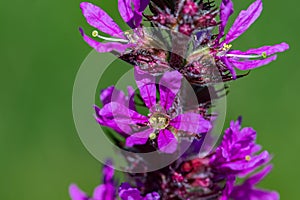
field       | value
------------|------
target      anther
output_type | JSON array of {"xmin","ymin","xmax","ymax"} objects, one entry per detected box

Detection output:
[
  {"xmin": 149, "ymin": 133, "xmax": 157, "ymax": 140},
  {"xmin": 262, "ymin": 52, "xmax": 267, "ymax": 59},
  {"xmin": 245, "ymin": 155, "xmax": 251, "ymax": 161},
  {"xmin": 92, "ymin": 30, "xmax": 99, "ymax": 37}
]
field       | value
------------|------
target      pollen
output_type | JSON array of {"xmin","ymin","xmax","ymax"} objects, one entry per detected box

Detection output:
[
  {"xmin": 262, "ymin": 52, "xmax": 267, "ymax": 58},
  {"xmin": 149, "ymin": 113, "xmax": 170, "ymax": 130},
  {"xmin": 245, "ymin": 155, "xmax": 251, "ymax": 161},
  {"xmin": 92, "ymin": 30, "xmax": 99, "ymax": 37},
  {"xmin": 149, "ymin": 133, "xmax": 157, "ymax": 140},
  {"xmin": 222, "ymin": 43, "xmax": 232, "ymax": 51}
]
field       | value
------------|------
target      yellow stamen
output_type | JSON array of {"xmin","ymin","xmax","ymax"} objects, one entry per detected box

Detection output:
[
  {"xmin": 262, "ymin": 52, "xmax": 267, "ymax": 59},
  {"xmin": 222, "ymin": 43, "xmax": 232, "ymax": 51},
  {"xmin": 245, "ymin": 155, "xmax": 251, "ymax": 162},
  {"xmin": 149, "ymin": 133, "xmax": 157, "ymax": 140},
  {"xmin": 92, "ymin": 30, "xmax": 99, "ymax": 37}
]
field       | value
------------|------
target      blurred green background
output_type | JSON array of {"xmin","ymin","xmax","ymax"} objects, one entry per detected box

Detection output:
[{"xmin": 0, "ymin": 0, "xmax": 298, "ymax": 199}]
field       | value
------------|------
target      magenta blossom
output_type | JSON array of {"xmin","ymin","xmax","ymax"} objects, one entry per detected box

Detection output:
[
  {"xmin": 119, "ymin": 183, "xmax": 160, "ymax": 200},
  {"xmin": 215, "ymin": 0, "xmax": 289, "ymax": 78},
  {"xmin": 94, "ymin": 67, "xmax": 212, "ymax": 153},
  {"xmin": 221, "ymin": 165, "xmax": 279, "ymax": 200},
  {"xmin": 79, "ymin": 0, "xmax": 149, "ymax": 53},
  {"xmin": 210, "ymin": 117, "xmax": 270, "ymax": 176},
  {"xmin": 94, "ymin": 86, "xmax": 136, "ymax": 136}
]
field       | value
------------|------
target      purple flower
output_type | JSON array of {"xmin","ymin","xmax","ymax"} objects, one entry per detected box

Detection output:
[
  {"xmin": 210, "ymin": 117, "xmax": 270, "ymax": 176},
  {"xmin": 95, "ymin": 68, "xmax": 212, "ymax": 153},
  {"xmin": 94, "ymin": 86, "xmax": 136, "ymax": 136},
  {"xmin": 119, "ymin": 183, "xmax": 160, "ymax": 200},
  {"xmin": 69, "ymin": 160, "xmax": 115, "ymax": 200},
  {"xmin": 79, "ymin": 0, "xmax": 149, "ymax": 53},
  {"xmin": 221, "ymin": 165, "xmax": 279, "ymax": 200},
  {"xmin": 215, "ymin": 0, "xmax": 289, "ymax": 78}
]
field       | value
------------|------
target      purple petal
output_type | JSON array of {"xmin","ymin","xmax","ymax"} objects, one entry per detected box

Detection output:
[
  {"xmin": 118, "ymin": 0, "xmax": 136, "ymax": 28},
  {"xmin": 170, "ymin": 112, "xmax": 212, "ymax": 133},
  {"xmin": 126, "ymin": 128, "xmax": 153, "ymax": 147},
  {"xmin": 100, "ymin": 86, "xmax": 125, "ymax": 106},
  {"xmin": 221, "ymin": 56, "xmax": 237, "ymax": 79},
  {"xmin": 80, "ymin": 2, "xmax": 124, "ymax": 38},
  {"xmin": 220, "ymin": 176, "xmax": 235, "ymax": 200},
  {"xmin": 134, "ymin": 66, "xmax": 156, "ymax": 109},
  {"xmin": 94, "ymin": 105, "xmax": 131, "ymax": 135},
  {"xmin": 100, "ymin": 86, "xmax": 136, "ymax": 110},
  {"xmin": 225, "ymin": 0, "xmax": 262, "ymax": 44},
  {"xmin": 228, "ymin": 55, "xmax": 277, "ymax": 70},
  {"xmin": 69, "ymin": 184, "xmax": 88, "ymax": 200},
  {"xmin": 219, "ymin": 0, "xmax": 234, "ymax": 39},
  {"xmin": 245, "ymin": 165, "xmax": 273, "ymax": 186},
  {"xmin": 144, "ymin": 192, "xmax": 160, "ymax": 200},
  {"xmin": 132, "ymin": 0, "xmax": 150, "ymax": 12},
  {"xmin": 93, "ymin": 184, "xmax": 115, "ymax": 200},
  {"xmin": 96, "ymin": 102, "xmax": 148, "ymax": 134},
  {"xmin": 157, "ymin": 129, "xmax": 178, "ymax": 153},
  {"xmin": 79, "ymin": 28, "xmax": 129, "ymax": 53},
  {"xmin": 127, "ymin": 86, "xmax": 136, "ymax": 111},
  {"xmin": 231, "ymin": 187, "xmax": 279, "ymax": 200},
  {"xmin": 103, "ymin": 160, "xmax": 114, "ymax": 183},
  {"xmin": 221, "ymin": 151, "xmax": 270, "ymax": 172},
  {"xmin": 159, "ymin": 70, "xmax": 182, "ymax": 110},
  {"xmin": 119, "ymin": 183, "xmax": 143, "ymax": 200},
  {"xmin": 229, "ymin": 42, "xmax": 289, "ymax": 56},
  {"xmin": 230, "ymin": 166, "xmax": 280, "ymax": 200}
]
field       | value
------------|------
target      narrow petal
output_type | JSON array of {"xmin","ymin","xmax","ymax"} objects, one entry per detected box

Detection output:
[
  {"xmin": 119, "ymin": 185, "xmax": 143, "ymax": 200},
  {"xmin": 126, "ymin": 128, "xmax": 153, "ymax": 147},
  {"xmin": 132, "ymin": 0, "xmax": 150, "ymax": 12},
  {"xmin": 220, "ymin": 176, "xmax": 235, "ymax": 200},
  {"xmin": 96, "ymin": 102, "xmax": 147, "ymax": 134},
  {"xmin": 79, "ymin": 28, "xmax": 129, "ymax": 53},
  {"xmin": 221, "ymin": 57, "xmax": 237, "ymax": 79},
  {"xmin": 132, "ymin": 0, "xmax": 150, "ymax": 27},
  {"xmin": 144, "ymin": 192, "xmax": 160, "ymax": 200},
  {"xmin": 93, "ymin": 184, "xmax": 115, "ymax": 200},
  {"xmin": 231, "ymin": 186, "xmax": 279, "ymax": 200},
  {"xmin": 127, "ymin": 86, "xmax": 136, "ymax": 111},
  {"xmin": 157, "ymin": 129, "xmax": 178, "ymax": 153},
  {"xmin": 170, "ymin": 112, "xmax": 212, "ymax": 133},
  {"xmin": 118, "ymin": 0, "xmax": 136, "ymax": 28},
  {"xmin": 80, "ymin": 2, "xmax": 124, "ymax": 38},
  {"xmin": 219, "ymin": 0, "xmax": 234, "ymax": 39},
  {"xmin": 103, "ymin": 160, "xmax": 114, "ymax": 183},
  {"xmin": 99, "ymin": 102, "xmax": 147, "ymax": 125},
  {"xmin": 99, "ymin": 86, "xmax": 136, "ymax": 110},
  {"xmin": 221, "ymin": 151, "xmax": 270, "ymax": 172},
  {"xmin": 100, "ymin": 86, "xmax": 125, "ymax": 106},
  {"xmin": 69, "ymin": 184, "xmax": 88, "ymax": 200},
  {"xmin": 94, "ymin": 105, "xmax": 131, "ymax": 135},
  {"xmin": 245, "ymin": 165, "xmax": 273, "ymax": 186},
  {"xmin": 229, "ymin": 42, "xmax": 289, "ymax": 56},
  {"xmin": 228, "ymin": 55, "xmax": 277, "ymax": 70},
  {"xmin": 134, "ymin": 66, "xmax": 156, "ymax": 109},
  {"xmin": 159, "ymin": 70, "xmax": 182, "ymax": 110},
  {"xmin": 225, "ymin": 0, "xmax": 262, "ymax": 43}
]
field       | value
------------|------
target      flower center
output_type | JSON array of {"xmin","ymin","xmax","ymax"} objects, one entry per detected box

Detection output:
[{"xmin": 149, "ymin": 112, "xmax": 170, "ymax": 130}]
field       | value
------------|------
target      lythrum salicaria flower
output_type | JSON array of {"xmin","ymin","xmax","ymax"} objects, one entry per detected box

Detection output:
[
  {"xmin": 213, "ymin": 0, "xmax": 289, "ymax": 78},
  {"xmin": 94, "ymin": 67, "xmax": 211, "ymax": 153},
  {"xmin": 135, "ymin": 118, "xmax": 277, "ymax": 199},
  {"xmin": 79, "ymin": 0, "xmax": 150, "ymax": 53}
]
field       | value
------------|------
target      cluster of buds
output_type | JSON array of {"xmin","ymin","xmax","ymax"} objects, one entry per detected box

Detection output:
[{"xmin": 71, "ymin": 0, "xmax": 289, "ymax": 199}]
